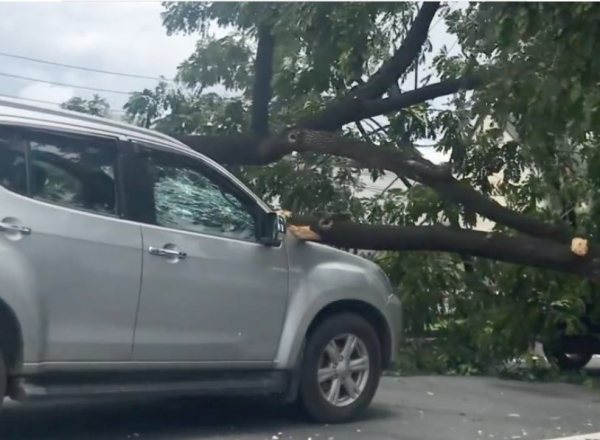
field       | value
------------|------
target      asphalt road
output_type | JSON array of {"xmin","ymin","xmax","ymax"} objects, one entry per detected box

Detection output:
[{"xmin": 1, "ymin": 371, "xmax": 600, "ymax": 440}]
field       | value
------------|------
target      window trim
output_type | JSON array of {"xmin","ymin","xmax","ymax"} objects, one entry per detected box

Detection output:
[
  {"xmin": 0, "ymin": 123, "xmax": 127, "ymax": 220},
  {"xmin": 126, "ymin": 140, "xmax": 265, "ymax": 244}
]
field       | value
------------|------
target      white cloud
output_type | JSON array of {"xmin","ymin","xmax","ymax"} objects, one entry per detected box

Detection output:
[
  {"xmin": 0, "ymin": 2, "xmax": 198, "ymax": 110},
  {"xmin": 18, "ymin": 83, "xmax": 74, "ymax": 105}
]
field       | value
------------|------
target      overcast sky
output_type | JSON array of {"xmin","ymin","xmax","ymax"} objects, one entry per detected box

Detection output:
[
  {"xmin": 0, "ymin": 2, "xmax": 197, "ymax": 112},
  {"xmin": 0, "ymin": 2, "xmax": 459, "ymax": 163}
]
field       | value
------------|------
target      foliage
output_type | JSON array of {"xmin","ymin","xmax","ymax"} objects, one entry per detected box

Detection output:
[
  {"xmin": 60, "ymin": 95, "xmax": 111, "ymax": 118},
  {"xmin": 149, "ymin": 1, "xmax": 600, "ymax": 375},
  {"xmin": 65, "ymin": 2, "xmax": 600, "ymax": 377},
  {"xmin": 376, "ymin": 2, "xmax": 600, "ymax": 375}
]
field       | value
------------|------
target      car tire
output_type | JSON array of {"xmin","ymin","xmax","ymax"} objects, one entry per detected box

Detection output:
[
  {"xmin": 543, "ymin": 341, "xmax": 593, "ymax": 372},
  {"xmin": 298, "ymin": 313, "xmax": 381, "ymax": 424}
]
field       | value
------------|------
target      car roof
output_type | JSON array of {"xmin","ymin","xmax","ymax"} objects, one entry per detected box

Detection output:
[
  {"xmin": 0, "ymin": 96, "xmax": 273, "ymax": 212},
  {"xmin": 0, "ymin": 95, "xmax": 192, "ymax": 153}
]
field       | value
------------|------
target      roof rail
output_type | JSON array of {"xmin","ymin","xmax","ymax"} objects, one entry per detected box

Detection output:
[{"xmin": 0, "ymin": 96, "xmax": 178, "ymax": 145}]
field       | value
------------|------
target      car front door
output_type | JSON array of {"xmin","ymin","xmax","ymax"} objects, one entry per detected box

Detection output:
[
  {"xmin": 129, "ymin": 142, "xmax": 290, "ymax": 364},
  {"xmin": 0, "ymin": 124, "xmax": 142, "ymax": 363}
]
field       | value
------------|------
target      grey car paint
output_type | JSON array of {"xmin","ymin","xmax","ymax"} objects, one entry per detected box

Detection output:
[
  {"xmin": 133, "ymin": 222, "xmax": 290, "ymax": 363},
  {"xmin": 275, "ymin": 235, "xmax": 401, "ymax": 370},
  {"xmin": 0, "ymin": 190, "xmax": 143, "ymax": 362},
  {"xmin": 0, "ymin": 97, "xmax": 401, "ymax": 378}
]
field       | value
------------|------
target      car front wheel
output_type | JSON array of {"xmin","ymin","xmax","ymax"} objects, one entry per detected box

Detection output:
[{"xmin": 298, "ymin": 313, "xmax": 382, "ymax": 424}]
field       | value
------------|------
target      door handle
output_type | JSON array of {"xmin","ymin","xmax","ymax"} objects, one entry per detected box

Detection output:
[
  {"xmin": 148, "ymin": 246, "xmax": 187, "ymax": 259},
  {"xmin": 0, "ymin": 222, "xmax": 32, "ymax": 235}
]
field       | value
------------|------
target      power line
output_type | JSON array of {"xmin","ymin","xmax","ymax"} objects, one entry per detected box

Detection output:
[
  {"xmin": 447, "ymin": 37, "xmax": 460, "ymax": 54},
  {"xmin": 0, "ymin": 71, "xmax": 133, "ymax": 96},
  {"xmin": 0, "ymin": 51, "xmax": 173, "ymax": 82},
  {"xmin": 0, "ymin": 92, "xmax": 127, "ymax": 114},
  {"xmin": 430, "ymin": 14, "xmax": 445, "ymax": 31}
]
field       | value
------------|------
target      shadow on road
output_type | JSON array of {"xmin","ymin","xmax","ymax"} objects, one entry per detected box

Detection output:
[{"xmin": 0, "ymin": 396, "xmax": 397, "ymax": 440}]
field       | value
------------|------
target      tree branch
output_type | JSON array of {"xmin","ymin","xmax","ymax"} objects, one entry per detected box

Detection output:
[
  {"xmin": 356, "ymin": 75, "xmax": 482, "ymax": 121},
  {"xmin": 285, "ymin": 128, "xmax": 572, "ymax": 242},
  {"xmin": 301, "ymin": 74, "xmax": 483, "ymax": 131},
  {"xmin": 176, "ymin": 127, "xmax": 571, "ymax": 243},
  {"xmin": 176, "ymin": 74, "xmax": 484, "ymax": 164},
  {"xmin": 172, "ymin": 134, "xmax": 292, "ymax": 166},
  {"xmin": 299, "ymin": 2, "xmax": 441, "ymax": 132},
  {"xmin": 354, "ymin": 1, "xmax": 441, "ymax": 99},
  {"xmin": 250, "ymin": 25, "xmax": 275, "ymax": 137},
  {"xmin": 289, "ymin": 215, "xmax": 600, "ymax": 280},
  {"xmin": 355, "ymin": 120, "xmax": 413, "ymax": 189}
]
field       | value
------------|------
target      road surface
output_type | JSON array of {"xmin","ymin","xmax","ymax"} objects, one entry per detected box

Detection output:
[{"xmin": 1, "ymin": 373, "xmax": 600, "ymax": 440}]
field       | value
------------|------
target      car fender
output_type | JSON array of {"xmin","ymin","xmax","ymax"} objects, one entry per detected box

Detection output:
[{"xmin": 273, "ymin": 259, "xmax": 388, "ymax": 370}]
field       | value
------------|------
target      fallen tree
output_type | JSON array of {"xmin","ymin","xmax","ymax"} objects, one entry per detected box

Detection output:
[{"xmin": 163, "ymin": 2, "xmax": 600, "ymax": 280}]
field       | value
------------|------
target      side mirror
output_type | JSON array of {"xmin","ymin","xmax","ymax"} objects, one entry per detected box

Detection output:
[{"xmin": 258, "ymin": 212, "xmax": 286, "ymax": 246}]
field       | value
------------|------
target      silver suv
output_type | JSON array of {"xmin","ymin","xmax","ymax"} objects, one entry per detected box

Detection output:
[{"xmin": 0, "ymin": 97, "xmax": 401, "ymax": 423}]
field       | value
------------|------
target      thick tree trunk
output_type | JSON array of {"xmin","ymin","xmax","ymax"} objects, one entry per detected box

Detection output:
[
  {"xmin": 172, "ymin": 134, "xmax": 292, "ymax": 166},
  {"xmin": 289, "ymin": 215, "xmax": 600, "ymax": 280}
]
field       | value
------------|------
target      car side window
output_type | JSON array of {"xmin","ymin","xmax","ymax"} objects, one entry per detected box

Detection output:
[
  {"xmin": 138, "ymin": 147, "xmax": 257, "ymax": 241},
  {"xmin": 0, "ymin": 125, "xmax": 119, "ymax": 216}
]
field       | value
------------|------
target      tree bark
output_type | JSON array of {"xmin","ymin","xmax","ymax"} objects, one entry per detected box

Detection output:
[
  {"xmin": 171, "ymin": 134, "xmax": 292, "ymax": 166},
  {"xmin": 354, "ymin": 75, "xmax": 482, "ymax": 123},
  {"xmin": 250, "ymin": 25, "xmax": 275, "ymax": 137},
  {"xmin": 352, "ymin": 1, "xmax": 441, "ymax": 100},
  {"xmin": 289, "ymin": 215, "xmax": 600, "ymax": 280},
  {"xmin": 285, "ymin": 128, "xmax": 573, "ymax": 243}
]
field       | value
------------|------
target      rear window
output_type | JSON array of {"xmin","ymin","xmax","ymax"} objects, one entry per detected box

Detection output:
[{"xmin": 0, "ymin": 125, "xmax": 120, "ymax": 217}]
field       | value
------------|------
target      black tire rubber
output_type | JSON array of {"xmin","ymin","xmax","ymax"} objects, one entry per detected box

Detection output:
[
  {"xmin": 298, "ymin": 313, "xmax": 381, "ymax": 424},
  {"xmin": 542, "ymin": 340, "xmax": 593, "ymax": 372}
]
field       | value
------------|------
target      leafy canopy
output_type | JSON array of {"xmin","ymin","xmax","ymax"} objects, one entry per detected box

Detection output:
[{"xmin": 63, "ymin": 2, "xmax": 600, "ymax": 374}]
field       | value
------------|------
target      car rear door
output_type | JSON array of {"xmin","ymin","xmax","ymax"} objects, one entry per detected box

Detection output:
[{"xmin": 0, "ymin": 123, "xmax": 142, "ymax": 363}]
